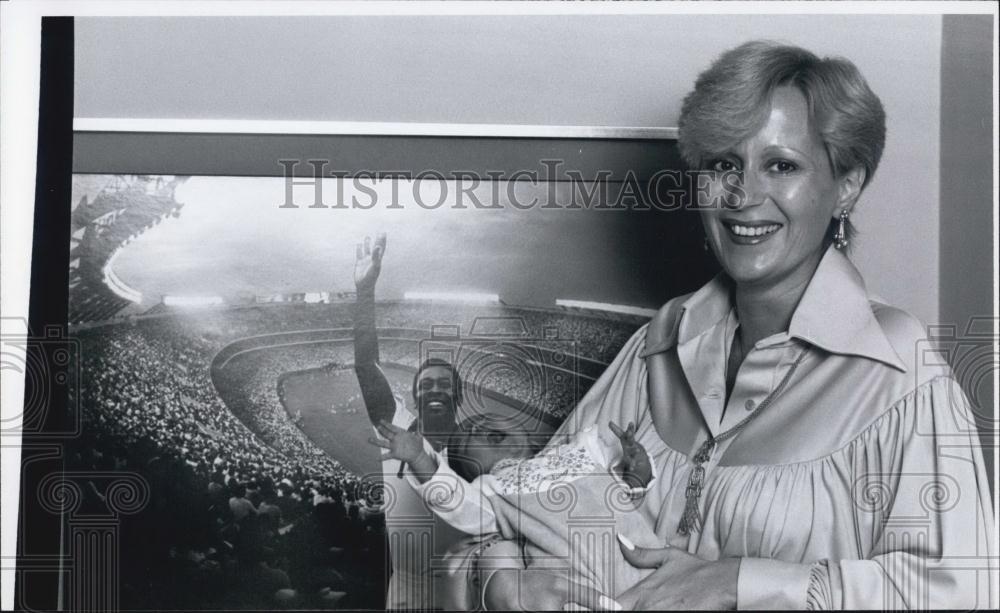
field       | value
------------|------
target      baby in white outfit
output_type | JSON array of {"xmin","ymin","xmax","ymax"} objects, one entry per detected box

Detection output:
[{"xmin": 370, "ymin": 413, "xmax": 661, "ymax": 601}]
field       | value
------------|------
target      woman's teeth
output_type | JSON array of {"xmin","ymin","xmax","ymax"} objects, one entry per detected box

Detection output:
[{"xmin": 730, "ymin": 223, "xmax": 781, "ymax": 237}]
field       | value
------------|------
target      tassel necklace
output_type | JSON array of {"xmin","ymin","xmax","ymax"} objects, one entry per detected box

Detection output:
[{"xmin": 677, "ymin": 347, "xmax": 808, "ymax": 536}]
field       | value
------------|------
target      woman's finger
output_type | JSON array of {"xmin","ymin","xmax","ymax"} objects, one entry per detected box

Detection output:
[
  {"xmin": 355, "ymin": 243, "xmax": 363, "ymax": 261},
  {"xmin": 364, "ymin": 235, "xmax": 371, "ymax": 255},
  {"xmin": 560, "ymin": 578, "xmax": 622, "ymax": 611},
  {"xmin": 618, "ymin": 534, "xmax": 675, "ymax": 569},
  {"xmin": 375, "ymin": 232, "xmax": 387, "ymax": 258}
]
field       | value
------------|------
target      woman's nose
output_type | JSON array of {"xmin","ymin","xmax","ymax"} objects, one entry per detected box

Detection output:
[{"xmin": 725, "ymin": 170, "xmax": 767, "ymax": 210}]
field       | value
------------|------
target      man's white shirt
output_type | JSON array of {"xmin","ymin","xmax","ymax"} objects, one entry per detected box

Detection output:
[{"xmin": 378, "ymin": 396, "xmax": 467, "ymax": 610}]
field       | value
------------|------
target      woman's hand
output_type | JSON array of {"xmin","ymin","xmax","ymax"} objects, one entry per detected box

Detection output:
[
  {"xmin": 483, "ymin": 568, "xmax": 622, "ymax": 611},
  {"xmin": 616, "ymin": 537, "xmax": 740, "ymax": 610}
]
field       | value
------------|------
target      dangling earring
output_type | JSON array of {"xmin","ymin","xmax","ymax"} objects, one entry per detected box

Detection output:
[
  {"xmin": 834, "ymin": 209, "xmax": 850, "ymax": 250},
  {"xmin": 703, "ymin": 236, "xmax": 710, "ymax": 252}
]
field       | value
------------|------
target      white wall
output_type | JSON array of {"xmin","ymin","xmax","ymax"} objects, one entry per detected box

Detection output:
[{"xmin": 75, "ymin": 14, "xmax": 942, "ymax": 323}]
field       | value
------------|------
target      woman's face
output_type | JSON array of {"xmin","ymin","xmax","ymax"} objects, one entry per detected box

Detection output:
[{"xmin": 700, "ymin": 85, "xmax": 848, "ymax": 291}]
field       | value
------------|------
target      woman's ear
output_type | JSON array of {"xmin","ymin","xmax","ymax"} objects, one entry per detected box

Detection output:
[{"xmin": 836, "ymin": 166, "xmax": 866, "ymax": 214}]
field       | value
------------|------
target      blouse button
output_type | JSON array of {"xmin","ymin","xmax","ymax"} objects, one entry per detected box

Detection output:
[{"xmin": 744, "ymin": 399, "xmax": 756, "ymax": 411}]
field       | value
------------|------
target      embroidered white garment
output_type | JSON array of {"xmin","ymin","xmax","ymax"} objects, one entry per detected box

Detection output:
[{"xmin": 408, "ymin": 424, "xmax": 661, "ymax": 597}]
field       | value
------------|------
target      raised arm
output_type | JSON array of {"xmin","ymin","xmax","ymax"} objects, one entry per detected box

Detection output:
[{"xmin": 353, "ymin": 233, "xmax": 396, "ymax": 427}]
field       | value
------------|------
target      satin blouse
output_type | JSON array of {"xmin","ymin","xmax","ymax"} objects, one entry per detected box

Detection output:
[{"xmin": 548, "ymin": 246, "xmax": 996, "ymax": 609}]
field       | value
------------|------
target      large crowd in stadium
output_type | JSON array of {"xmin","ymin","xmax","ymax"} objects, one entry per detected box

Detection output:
[
  {"xmin": 70, "ymin": 300, "xmax": 643, "ymax": 608},
  {"xmin": 64, "ymin": 174, "xmax": 651, "ymax": 608},
  {"xmin": 74, "ymin": 319, "xmax": 379, "ymax": 608}
]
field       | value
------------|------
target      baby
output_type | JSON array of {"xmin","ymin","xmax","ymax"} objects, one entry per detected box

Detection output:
[{"xmin": 370, "ymin": 413, "xmax": 661, "ymax": 603}]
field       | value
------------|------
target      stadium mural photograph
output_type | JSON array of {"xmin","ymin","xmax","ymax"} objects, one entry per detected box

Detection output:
[
  {"xmin": 63, "ymin": 171, "xmax": 717, "ymax": 609},
  {"xmin": 3, "ymin": 6, "xmax": 996, "ymax": 613}
]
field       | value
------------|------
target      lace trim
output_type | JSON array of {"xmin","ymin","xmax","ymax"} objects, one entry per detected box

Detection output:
[{"xmin": 491, "ymin": 441, "xmax": 602, "ymax": 496}]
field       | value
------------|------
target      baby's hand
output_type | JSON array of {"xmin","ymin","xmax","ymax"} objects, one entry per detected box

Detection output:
[
  {"xmin": 370, "ymin": 420, "xmax": 427, "ymax": 464},
  {"xmin": 610, "ymin": 421, "xmax": 653, "ymax": 489}
]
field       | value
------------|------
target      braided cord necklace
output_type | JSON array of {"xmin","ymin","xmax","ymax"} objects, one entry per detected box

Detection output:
[{"xmin": 677, "ymin": 347, "xmax": 808, "ymax": 536}]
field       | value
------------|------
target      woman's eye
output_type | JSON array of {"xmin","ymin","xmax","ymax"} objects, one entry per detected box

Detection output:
[
  {"xmin": 710, "ymin": 159, "xmax": 738, "ymax": 172},
  {"xmin": 771, "ymin": 160, "xmax": 798, "ymax": 173}
]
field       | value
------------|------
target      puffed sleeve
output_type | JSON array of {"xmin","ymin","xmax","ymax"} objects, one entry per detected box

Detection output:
[{"xmin": 748, "ymin": 376, "xmax": 997, "ymax": 610}]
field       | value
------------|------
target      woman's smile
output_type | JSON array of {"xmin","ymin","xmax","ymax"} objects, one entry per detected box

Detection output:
[
  {"xmin": 702, "ymin": 85, "xmax": 842, "ymax": 289},
  {"xmin": 722, "ymin": 220, "xmax": 784, "ymax": 245}
]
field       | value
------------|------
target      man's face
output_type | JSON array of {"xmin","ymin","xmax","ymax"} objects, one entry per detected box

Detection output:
[{"xmin": 414, "ymin": 365, "xmax": 458, "ymax": 435}]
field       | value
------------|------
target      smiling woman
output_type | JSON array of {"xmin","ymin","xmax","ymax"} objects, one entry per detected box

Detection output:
[
  {"xmin": 699, "ymin": 84, "xmax": 862, "ymax": 296},
  {"xmin": 682, "ymin": 41, "xmax": 885, "ymax": 260},
  {"xmin": 473, "ymin": 40, "xmax": 996, "ymax": 611}
]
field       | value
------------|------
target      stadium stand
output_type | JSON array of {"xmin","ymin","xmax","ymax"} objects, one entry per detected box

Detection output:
[
  {"xmin": 65, "ymin": 175, "xmax": 655, "ymax": 608},
  {"xmin": 69, "ymin": 176, "xmax": 186, "ymax": 324},
  {"xmin": 71, "ymin": 277, "xmax": 645, "ymax": 609},
  {"xmin": 72, "ymin": 318, "xmax": 380, "ymax": 609}
]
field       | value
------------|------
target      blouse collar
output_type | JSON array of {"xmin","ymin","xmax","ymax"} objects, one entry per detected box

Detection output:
[{"xmin": 644, "ymin": 246, "xmax": 907, "ymax": 372}]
